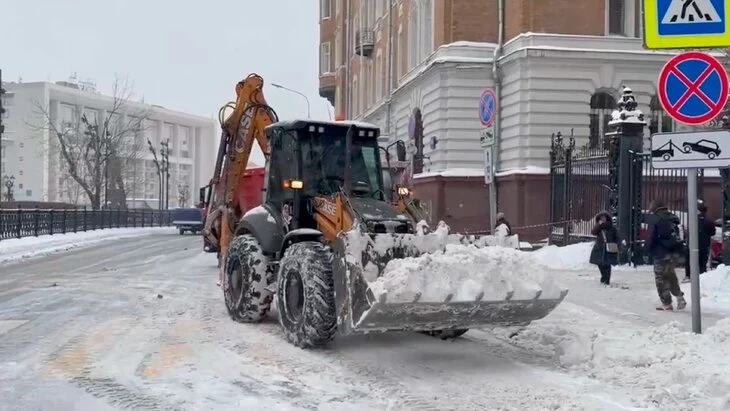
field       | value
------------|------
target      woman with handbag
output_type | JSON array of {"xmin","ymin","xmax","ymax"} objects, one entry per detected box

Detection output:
[{"xmin": 590, "ymin": 211, "xmax": 620, "ymax": 286}]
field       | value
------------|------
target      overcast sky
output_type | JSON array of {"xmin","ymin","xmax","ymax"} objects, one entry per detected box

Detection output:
[{"xmin": 1, "ymin": 0, "xmax": 329, "ymax": 165}]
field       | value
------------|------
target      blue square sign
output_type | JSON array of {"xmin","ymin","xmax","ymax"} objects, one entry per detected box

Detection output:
[{"xmin": 657, "ymin": 0, "xmax": 726, "ymax": 36}]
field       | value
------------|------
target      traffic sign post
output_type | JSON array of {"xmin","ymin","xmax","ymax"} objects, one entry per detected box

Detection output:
[
  {"xmin": 651, "ymin": 130, "xmax": 730, "ymax": 333},
  {"xmin": 658, "ymin": 51, "xmax": 729, "ymax": 125},
  {"xmin": 479, "ymin": 88, "xmax": 498, "ymax": 229},
  {"xmin": 644, "ymin": 0, "xmax": 730, "ymax": 49}
]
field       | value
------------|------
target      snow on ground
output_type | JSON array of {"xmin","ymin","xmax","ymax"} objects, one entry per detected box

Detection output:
[
  {"xmin": 532, "ymin": 242, "xmax": 595, "ymax": 271},
  {"xmin": 0, "ymin": 227, "xmax": 176, "ymax": 264},
  {"xmin": 701, "ymin": 264, "xmax": 730, "ymax": 313},
  {"xmin": 368, "ymin": 243, "xmax": 566, "ymax": 302},
  {"xmin": 494, "ymin": 301, "xmax": 730, "ymax": 410}
]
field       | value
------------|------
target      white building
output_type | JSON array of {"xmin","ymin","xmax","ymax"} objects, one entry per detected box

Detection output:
[{"xmin": 0, "ymin": 79, "xmax": 218, "ymax": 208}]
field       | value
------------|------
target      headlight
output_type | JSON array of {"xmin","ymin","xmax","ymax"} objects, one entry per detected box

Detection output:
[{"xmin": 397, "ymin": 187, "xmax": 410, "ymax": 196}]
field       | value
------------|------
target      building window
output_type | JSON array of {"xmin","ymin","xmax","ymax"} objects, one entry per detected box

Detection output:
[
  {"xmin": 606, "ymin": 0, "xmax": 643, "ymax": 36},
  {"xmin": 375, "ymin": 52, "xmax": 383, "ymax": 100},
  {"xmin": 589, "ymin": 91, "xmax": 616, "ymax": 148},
  {"xmin": 366, "ymin": 60, "xmax": 373, "ymax": 109},
  {"xmin": 407, "ymin": 0, "xmax": 433, "ymax": 70},
  {"xmin": 397, "ymin": 26, "xmax": 404, "ymax": 80},
  {"xmin": 320, "ymin": 42, "xmax": 332, "ymax": 74},
  {"xmin": 321, "ymin": 0, "xmax": 331, "ymax": 20},
  {"xmin": 649, "ymin": 95, "xmax": 675, "ymax": 134},
  {"xmin": 19, "ymin": 142, "xmax": 23, "ymax": 148},
  {"xmin": 607, "ymin": 0, "xmax": 624, "ymax": 35},
  {"xmin": 19, "ymin": 156, "xmax": 23, "ymax": 162},
  {"xmin": 420, "ymin": 0, "xmax": 433, "ymax": 60},
  {"xmin": 408, "ymin": 3, "xmax": 419, "ymax": 69}
]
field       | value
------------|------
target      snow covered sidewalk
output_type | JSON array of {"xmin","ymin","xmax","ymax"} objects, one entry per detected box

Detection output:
[{"xmin": 0, "ymin": 227, "xmax": 176, "ymax": 264}]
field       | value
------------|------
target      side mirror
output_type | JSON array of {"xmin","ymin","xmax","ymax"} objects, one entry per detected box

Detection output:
[
  {"xmin": 199, "ymin": 186, "xmax": 207, "ymax": 204},
  {"xmin": 396, "ymin": 141, "xmax": 406, "ymax": 162}
]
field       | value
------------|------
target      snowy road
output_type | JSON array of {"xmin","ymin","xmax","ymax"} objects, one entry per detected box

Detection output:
[{"xmin": 0, "ymin": 232, "xmax": 727, "ymax": 410}]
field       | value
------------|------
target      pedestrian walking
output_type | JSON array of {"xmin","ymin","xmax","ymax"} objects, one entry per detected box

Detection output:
[
  {"xmin": 645, "ymin": 199, "xmax": 687, "ymax": 311},
  {"xmin": 589, "ymin": 211, "xmax": 619, "ymax": 286},
  {"xmin": 494, "ymin": 212, "xmax": 511, "ymax": 237},
  {"xmin": 683, "ymin": 199, "xmax": 715, "ymax": 283}
]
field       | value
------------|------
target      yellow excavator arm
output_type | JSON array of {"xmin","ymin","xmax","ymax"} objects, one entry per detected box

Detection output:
[{"xmin": 204, "ymin": 73, "xmax": 278, "ymax": 274}]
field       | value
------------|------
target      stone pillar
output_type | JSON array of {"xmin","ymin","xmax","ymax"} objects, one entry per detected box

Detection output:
[{"xmin": 607, "ymin": 86, "xmax": 647, "ymax": 265}]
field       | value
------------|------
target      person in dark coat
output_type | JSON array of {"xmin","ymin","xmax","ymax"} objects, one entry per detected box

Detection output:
[
  {"xmin": 645, "ymin": 199, "xmax": 687, "ymax": 311},
  {"xmin": 590, "ymin": 211, "xmax": 619, "ymax": 286},
  {"xmin": 683, "ymin": 200, "xmax": 716, "ymax": 283}
]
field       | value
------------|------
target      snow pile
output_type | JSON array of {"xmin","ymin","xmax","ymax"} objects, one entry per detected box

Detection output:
[
  {"xmin": 532, "ymin": 242, "xmax": 594, "ymax": 271},
  {"xmin": 507, "ymin": 307, "xmax": 730, "ymax": 410},
  {"xmin": 367, "ymin": 243, "xmax": 567, "ymax": 303},
  {"xmin": 700, "ymin": 265, "xmax": 730, "ymax": 313},
  {"xmin": 0, "ymin": 227, "xmax": 176, "ymax": 264}
]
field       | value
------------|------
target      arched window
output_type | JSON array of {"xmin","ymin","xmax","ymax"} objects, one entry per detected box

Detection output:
[
  {"xmin": 649, "ymin": 95, "xmax": 675, "ymax": 134},
  {"xmin": 589, "ymin": 91, "xmax": 616, "ymax": 148}
]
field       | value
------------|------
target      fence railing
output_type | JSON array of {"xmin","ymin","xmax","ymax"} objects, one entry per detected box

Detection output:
[{"xmin": 0, "ymin": 208, "xmax": 172, "ymax": 241}]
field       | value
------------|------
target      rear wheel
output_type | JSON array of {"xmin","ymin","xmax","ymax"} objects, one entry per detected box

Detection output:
[
  {"xmin": 276, "ymin": 241, "xmax": 337, "ymax": 348},
  {"xmin": 223, "ymin": 234, "xmax": 274, "ymax": 322},
  {"xmin": 422, "ymin": 329, "xmax": 469, "ymax": 340},
  {"xmin": 179, "ymin": 228, "xmax": 185, "ymax": 235}
]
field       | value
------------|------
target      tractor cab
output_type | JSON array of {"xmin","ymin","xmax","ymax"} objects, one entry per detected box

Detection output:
[{"xmin": 263, "ymin": 119, "xmax": 413, "ymax": 235}]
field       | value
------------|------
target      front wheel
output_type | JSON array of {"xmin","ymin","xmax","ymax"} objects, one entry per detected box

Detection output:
[
  {"xmin": 223, "ymin": 234, "xmax": 274, "ymax": 322},
  {"xmin": 709, "ymin": 152, "xmax": 717, "ymax": 159},
  {"xmin": 276, "ymin": 241, "xmax": 337, "ymax": 348},
  {"xmin": 683, "ymin": 145, "xmax": 692, "ymax": 153}
]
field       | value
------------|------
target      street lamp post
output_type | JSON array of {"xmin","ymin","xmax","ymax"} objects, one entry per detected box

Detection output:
[
  {"xmin": 147, "ymin": 139, "xmax": 163, "ymax": 210},
  {"xmin": 271, "ymin": 83, "xmax": 311, "ymax": 118},
  {"xmin": 161, "ymin": 138, "xmax": 170, "ymax": 210},
  {"xmin": 2, "ymin": 174, "xmax": 15, "ymax": 202}
]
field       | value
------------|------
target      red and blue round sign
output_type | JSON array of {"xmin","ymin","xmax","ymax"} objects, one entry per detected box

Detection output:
[
  {"xmin": 479, "ymin": 89, "xmax": 496, "ymax": 127},
  {"xmin": 658, "ymin": 51, "xmax": 729, "ymax": 126}
]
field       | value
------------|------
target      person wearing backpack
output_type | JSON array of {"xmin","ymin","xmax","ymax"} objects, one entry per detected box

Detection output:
[
  {"xmin": 589, "ymin": 211, "xmax": 620, "ymax": 286},
  {"xmin": 645, "ymin": 199, "xmax": 687, "ymax": 311}
]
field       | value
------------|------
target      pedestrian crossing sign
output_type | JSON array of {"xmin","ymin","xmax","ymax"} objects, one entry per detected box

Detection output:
[{"xmin": 644, "ymin": 0, "xmax": 730, "ymax": 49}]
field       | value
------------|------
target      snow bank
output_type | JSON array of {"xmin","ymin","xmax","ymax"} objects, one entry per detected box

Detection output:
[
  {"xmin": 0, "ymin": 227, "xmax": 176, "ymax": 264},
  {"xmin": 700, "ymin": 265, "xmax": 730, "ymax": 313},
  {"xmin": 509, "ymin": 313, "xmax": 730, "ymax": 410},
  {"xmin": 532, "ymin": 242, "xmax": 594, "ymax": 271},
  {"xmin": 367, "ymin": 242, "xmax": 566, "ymax": 303}
]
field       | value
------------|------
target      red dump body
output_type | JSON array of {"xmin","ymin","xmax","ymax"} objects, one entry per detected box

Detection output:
[{"xmin": 237, "ymin": 166, "xmax": 265, "ymax": 213}]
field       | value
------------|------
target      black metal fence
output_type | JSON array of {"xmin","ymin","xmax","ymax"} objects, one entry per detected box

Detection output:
[
  {"xmin": 549, "ymin": 133, "xmax": 701, "ymax": 249},
  {"xmin": 0, "ymin": 208, "xmax": 172, "ymax": 241}
]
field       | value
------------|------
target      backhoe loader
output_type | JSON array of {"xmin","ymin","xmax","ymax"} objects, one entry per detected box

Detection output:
[{"xmin": 202, "ymin": 73, "xmax": 568, "ymax": 348}]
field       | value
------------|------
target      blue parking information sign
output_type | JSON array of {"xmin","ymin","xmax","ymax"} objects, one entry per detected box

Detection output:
[{"xmin": 645, "ymin": 0, "xmax": 730, "ymax": 49}]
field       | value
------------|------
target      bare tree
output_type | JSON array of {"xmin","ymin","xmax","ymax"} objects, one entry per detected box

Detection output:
[{"xmin": 31, "ymin": 76, "xmax": 150, "ymax": 209}]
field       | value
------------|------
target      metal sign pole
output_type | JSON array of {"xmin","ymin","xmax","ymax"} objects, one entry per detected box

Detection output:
[
  {"xmin": 687, "ymin": 168, "xmax": 702, "ymax": 334},
  {"xmin": 488, "ymin": 146, "xmax": 497, "ymax": 229}
]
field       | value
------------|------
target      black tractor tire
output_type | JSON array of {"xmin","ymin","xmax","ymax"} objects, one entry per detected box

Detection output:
[
  {"xmin": 276, "ymin": 241, "xmax": 337, "ymax": 348},
  {"xmin": 223, "ymin": 234, "xmax": 274, "ymax": 323},
  {"xmin": 422, "ymin": 329, "xmax": 469, "ymax": 340}
]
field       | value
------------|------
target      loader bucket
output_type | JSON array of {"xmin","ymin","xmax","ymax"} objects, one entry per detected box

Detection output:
[{"xmin": 330, "ymin": 229, "xmax": 568, "ymax": 335}]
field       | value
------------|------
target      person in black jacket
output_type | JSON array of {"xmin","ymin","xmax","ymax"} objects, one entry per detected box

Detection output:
[
  {"xmin": 589, "ymin": 211, "xmax": 619, "ymax": 286},
  {"xmin": 683, "ymin": 200, "xmax": 716, "ymax": 283},
  {"xmin": 645, "ymin": 199, "xmax": 687, "ymax": 311}
]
